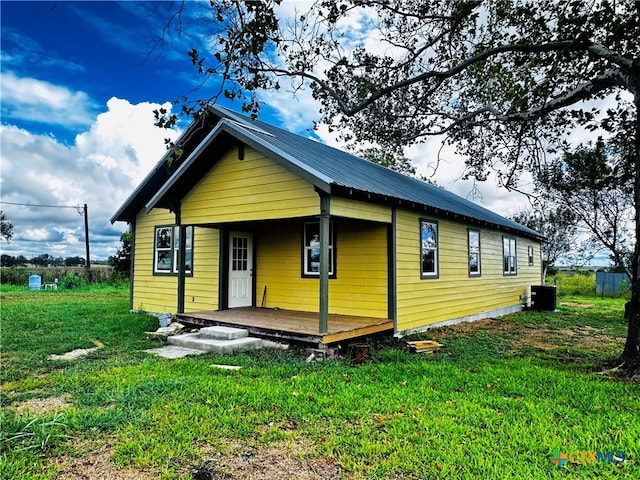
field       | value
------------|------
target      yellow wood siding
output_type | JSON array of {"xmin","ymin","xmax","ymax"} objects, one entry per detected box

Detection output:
[
  {"xmin": 331, "ymin": 221, "xmax": 388, "ymax": 317},
  {"xmin": 395, "ymin": 208, "xmax": 541, "ymax": 332},
  {"xmin": 331, "ymin": 197, "xmax": 392, "ymax": 223},
  {"xmin": 181, "ymin": 146, "xmax": 319, "ymax": 224},
  {"xmin": 255, "ymin": 219, "xmax": 388, "ymax": 318},
  {"xmin": 184, "ymin": 227, "xmax": 220, "ymax": 313},
  {"xmin": 133, "ymin": 210, "xmax": 221, "ymax": 314},
  {"xmin": 133, "ymin": 208, "xmax": 177, "ymax": 313}
]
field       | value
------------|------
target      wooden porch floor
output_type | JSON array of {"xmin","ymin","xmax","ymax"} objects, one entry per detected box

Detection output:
[{"xmin": 176, "ymin": 307, "xmax": 394, "ymax": 345}]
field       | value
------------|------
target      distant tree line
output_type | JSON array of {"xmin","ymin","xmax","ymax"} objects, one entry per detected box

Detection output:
[
  {"xmin": 1, "ymin": 227, "xmax": 132, "ymax": 273},
  {"xmin": 1, "ymin": 254, "xmax": 88, "ymax": 267}
]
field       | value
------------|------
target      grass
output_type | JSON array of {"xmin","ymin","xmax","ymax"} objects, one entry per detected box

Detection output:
[{"xmin": 1, "ymin": 283, "xmax": 638, "ymax": 479}]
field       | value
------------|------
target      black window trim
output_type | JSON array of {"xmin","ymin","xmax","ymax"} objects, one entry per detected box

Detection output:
[
  {"xmin": 503, "ymin": 235, "xmax": 517, "ymax": 276},
  {"xmin": 301, "ymin": 221, "xmax": 337, "ymax": 279},
  {"xmin": 420, "ymin": 218, "xmax": 439, "ymax": 279},
  {"xmin": 153, "ymin": 224, "xmax": 194, "ymax": 277},
  {"xmin": 468, "ymin": 228, "xmax": 481, "ymax": 277},
  {"xmin": 528, "ymin": 245, "xmax": 535, "ymax": 266}
]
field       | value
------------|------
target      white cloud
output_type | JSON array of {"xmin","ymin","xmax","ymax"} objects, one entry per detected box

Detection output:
[
  {"xmin": 75, "ymin": 97, "xmax": 177, "ymax": 183},
  {"xmin": 1, "ymin": 98, "xmax": 179, "ymax": 260},
  {"xmin": 21, "ymin": 228, "xmax": 51, "ymax": 242},
  {"xmin": 0, "ymin": 71, "xmax": 99, "ymax": 128}
]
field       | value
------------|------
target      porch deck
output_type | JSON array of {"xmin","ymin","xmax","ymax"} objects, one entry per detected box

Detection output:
[{"xmin": 176, "ymin": 308, "xmax": 394, "ymax": 345}]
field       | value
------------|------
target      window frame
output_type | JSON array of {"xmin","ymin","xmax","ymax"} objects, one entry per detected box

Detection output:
[
  {"xmin": 153, "ymin": 225, "xmax": 194, "ymax": 276},
  {"xmin": 468, "ymin": 228, "xmax": 481, "ymax": 277},
  {"xmin": 301, "ymin": 221, "xmax": 336, "ymax": 278},
  {"xmin": 503, "ymin": 236, "xmax": 517, "ymax": 276},
  {"xmin": 527, "ymin": 245, "xmax": 535, "ymax": 266},
  {"xmin": 420, "ymin": 219, "xmax": 439, "ymax": 279}
]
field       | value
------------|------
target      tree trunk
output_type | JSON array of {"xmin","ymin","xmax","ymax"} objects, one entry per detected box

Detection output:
[{"xmin": 620, "ymin": 93, "xmax": 640, "ymax": 374}]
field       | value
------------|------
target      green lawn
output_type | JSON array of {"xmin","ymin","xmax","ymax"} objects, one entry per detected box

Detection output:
[{"xmin": 1, "ymin": 284, "xmax": 638, "ymax": 479}]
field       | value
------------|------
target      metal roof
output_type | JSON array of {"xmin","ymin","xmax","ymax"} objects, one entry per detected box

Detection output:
[
  {"xmin": 208, "ymin": 106, "xmax": 543, "ymax": 240},
  {"xmin": 117, "ymin": 104, "xmax": 543, "ymax": 240}
]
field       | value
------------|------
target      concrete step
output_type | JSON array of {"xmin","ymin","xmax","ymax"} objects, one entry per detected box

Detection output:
[
  {"xmin": 167, "ymin": 332, "xmax": 262, "ymax": 354},
  {"xmin": 199, "ymin": 326, "xmax": 249, "ymax": 340}
]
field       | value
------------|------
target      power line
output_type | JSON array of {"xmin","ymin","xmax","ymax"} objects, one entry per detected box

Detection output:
[
  {"xmin": 0, "ymin": 201, "xmax": 80, "ymax": 209},
  {"xmin": 1, "ymin": 201, "xmax": 92, "ymax": 268}
]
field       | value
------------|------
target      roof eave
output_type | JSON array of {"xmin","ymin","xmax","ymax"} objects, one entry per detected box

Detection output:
[
  {"xmin": 331, "ymin": 185, "xmax": 546, "ymax": 241},
  {"xmin": 111, "ymin": 112, "xmax": 220, "ymax": 223},
  {"xmin": 110, "ymin": 148, "xmax": 176, "ymax": 224},
  {"xmin": 146, "ymin": 122, "xmax": 227, "ymax": 213}
]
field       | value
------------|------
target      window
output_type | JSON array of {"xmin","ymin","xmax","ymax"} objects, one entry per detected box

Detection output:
[
  {"xmin": 154, "ymin": 225, "xmax": 193, "ymax": 275},
  {"xmin": 302, "ymin": 222, "xmax": 334, "ymax": 277},
  {"xmin": 503, "ymin": 236, "xmax": 517, "ymax": 275},
  {"xmin": 528, "ymin": 246, "xmax": 535, "ymax": 266},
  {"xmin": 420, "ymin": 219, "xmax": 438, "ymax": 278},
  {"xmin": 173, "ymin": 226, "xmax": 193, "ymax": 274},
  {"xmin": 468, "ymin": 229, "xmax": 481, "ymax": 276}
]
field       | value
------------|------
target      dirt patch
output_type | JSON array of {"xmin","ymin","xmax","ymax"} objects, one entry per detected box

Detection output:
[
  {"xmin": 573, "ymin": 326, "xmax": 625, "ymax": 352},
  {"xmin": 50, "ymin": 437, "xmax": 339, "ymax": 480},
  {"xmin": 12, "ymin": 394, "xmax": 72, "ymax": 416},
  {"xmin": 507, "ymin": 325, "xmax": 623, "ymax": 353},
  {"xmin": 560, "ymin": 302, "xmax": 595, "ymax": 308},
  {"xmin": 433, "ymin": 318, "xmax": 521, "ymax": 338},
  {"xmin": 194, "ymin": 439, "xmax": 341, "ymax": 480},
  {"xmin": 52, "ymin": 443, "xmax": 159, "ymax": 480},
  {"xmin": 427, "ymin": 318, "xmax": 624, "ymax": 355}
]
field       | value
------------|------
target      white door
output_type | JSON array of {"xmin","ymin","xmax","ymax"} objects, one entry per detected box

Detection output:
[{"xmin": 228, "ymin": 232, "xmax": 253, "ymax": 308}]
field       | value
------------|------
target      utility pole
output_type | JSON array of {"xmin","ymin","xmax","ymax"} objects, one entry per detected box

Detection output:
[{"xmin": 84, "ymin": 203, "xmax": 91, "ymax": 269}]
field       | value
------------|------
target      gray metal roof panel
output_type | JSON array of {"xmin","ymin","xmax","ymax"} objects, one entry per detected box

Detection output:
[{"xmin": 210, "ymin": 106, "xmax": 543, "ymax": 239}]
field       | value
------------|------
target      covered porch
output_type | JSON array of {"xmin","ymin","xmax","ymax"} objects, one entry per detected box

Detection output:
[{"xmin": 176, "ymin": 307, "xmax": 394, "ymax": 345}]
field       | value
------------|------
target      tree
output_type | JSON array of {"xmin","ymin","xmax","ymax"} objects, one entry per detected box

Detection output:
[
  {"xmin": 64, "ymin": 256, "xmax": 86, "ymax": 267},
  {"xmin": 1, "ymin": 211, "xmax": 14, "ymax": 243},
  {"xmin": 51, "ymin": 256, "xmax": 65, "ymax": 267},
  {"xmin": 511, "ymin": 204, "xmax": 578, "ymax": 280},
  {"xmin": 1, "ymin": 254, "xmax": 16, "ymax": 267},
  {"xmin": 109, "ymin": 227, "xmax": 132, "ymax": 274},
  {"xmin": 359, "ymin": 147, "xmax": 436, "ymax": 181},
  {"xmin": 539, "ymin": 138, "xmax": 635, "ymax": 275},
  {"xmin": 30, "ymin": 254, "xmax": 52, "ymax": 267},
  {"xmin": 158, "ymin": 1, "xmax": 640, "ymax": 372}
]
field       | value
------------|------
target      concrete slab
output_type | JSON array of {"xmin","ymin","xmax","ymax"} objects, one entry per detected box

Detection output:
[
  {"xmin": 144, "ymin": 345, "xmax": 207, "ymax": 359},
  {"xmin": 199, "ymin": 326, "xmax": 249, "ymax": 340},
  {"xmin": 49, "ymin": 347, "xmax": 98, "ymax": 361},
  {"xmin": 262, "ymin": 339, "xmax": 290, "ymax": 350},
  {"xmin": 210, "ymin": 364, "xmax": 242, "ymax": 370},
  {"xmin": 168, "ymin": 333, "xmax": 262, "ymax": 353}
]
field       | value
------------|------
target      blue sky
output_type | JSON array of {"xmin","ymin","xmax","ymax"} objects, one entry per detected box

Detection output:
[
  {"xmin": 1, "ymin": 1, "xmax": 283, "ymax": 260},
  {"xmin": 0, "ymin": 1, "xmax": 565, "ymax": 263},
  {"xmin": 3, "ymin": 2, "xmax": 175, "ymax": 142}
]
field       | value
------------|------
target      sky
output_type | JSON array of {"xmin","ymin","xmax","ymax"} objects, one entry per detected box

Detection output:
[{"xmin": 0, "ymin": 1, "xmax": 572, "ymax": 262}]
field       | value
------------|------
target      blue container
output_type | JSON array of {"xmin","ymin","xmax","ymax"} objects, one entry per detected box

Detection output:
[{"xmin": 29, "ymin": 274, "xmax": 42, "ymax": 290}]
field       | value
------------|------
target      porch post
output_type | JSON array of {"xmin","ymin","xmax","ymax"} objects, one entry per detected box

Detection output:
[
  {"xmin": 388, "ymin": 207, "xmax": 397, "ymax": 329},
  {"xmin": 177, "ymin": 224, "xmax": 186, "ymax": 314},
  {"xmin": 319, "ymin": 194, "xmax": 330, "ymax": 334},
  {"xmin": 175, "ymin": 205, "xmax": 186, "ymax": 314},
  {"xmin": 128, "ymin": 220, "xmax": 136, "ymax": 311}
]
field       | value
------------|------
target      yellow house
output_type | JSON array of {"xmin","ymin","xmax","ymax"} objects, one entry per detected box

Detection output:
[{"xmin": 111, "ymin": 106, "xmax": 545, "ymax": 344}]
